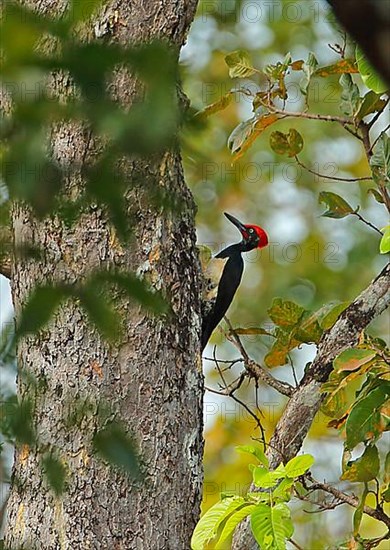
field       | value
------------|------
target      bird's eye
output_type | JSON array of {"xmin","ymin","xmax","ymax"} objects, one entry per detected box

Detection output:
[{"xmin": 248, "ymin": 228, "xmax": 254, "ymax": 234}]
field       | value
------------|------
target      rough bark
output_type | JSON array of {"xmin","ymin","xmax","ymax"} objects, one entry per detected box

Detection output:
[
  {"xmin": 232, "ymin": 262, "xmax": 390, "ymax": 550},
  {"xmin": 3, "ymin": 1, "xmax": 202, "ymax": 549}
]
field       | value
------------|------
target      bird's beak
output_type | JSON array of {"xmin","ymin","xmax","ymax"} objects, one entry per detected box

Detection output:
[{"xmin": 224, "ymin": 212, "xmax": 248, "ymax": 237}]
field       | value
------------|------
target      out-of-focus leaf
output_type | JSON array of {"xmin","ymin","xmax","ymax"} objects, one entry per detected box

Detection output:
[
  {"xmin": 319, "ymin": 191, "xmax": 354, "ymax": 219},
  {"xmin": 251, "ymin": 502, "xmax": 294, "ymax": 550},
  {"xmin": 1, "ymin": 396, "xmax": 36, "ymax": 445},
  {"xmin": 318, "ymin": 301, "xmax": 350, "ymax": 330},
  {"xmin": 77, "ymin": 287, "xmax": 121, "ymax": 341},
  {"xmin": 356, "ymin": 46, "xmax": 388, "ymax": 94},
  {"xmin": 195, "ymin": 92, "xmax": 234, "ymax": 120},
  {"xmin": 42, "ymin": 454, "xmax": 67, "ymax": 496},
  {"xmin": 225, "ymin": 50, "xmax": 257, "ymax": 79},
  {"xmin": 17, "ymin": 285, "xmax": 71, "ymax": 338},
  {"xmin": 268, "ymin": 298, "xmax": 305, "ymax": 328},
  {"xmin": 269, "ymin": 129, "xmax": 303, "ymax": 157},
  {"xmin": 334, "ymin": 348, "xmax": 376, "ymax": 372},
  {"xmin": 93, "ymin": 422, "xmax": 140, "ymax": 477},
  {"xmin": 346, "ymin": 384, "xmax": 390, "ymax": 449},
  {"xmin": 339, "ymin": 73, "xmax": 361, "ymax": 116},
  {"xmin": 300, "ymin": 52, "xmax": 318, "ymax": 95},
  {"xmin": 314, "ymin": 59, "xmax": 358, "ymax": 77},
  {"xmin": 356, "ymin": 91, "xmax": 387, "ymax": 121},
  {"xmin": 68, "ymin": 0, "xmax": 104, "ymax": 23},
  {"xmin": 342, "ymin": 445, "xmax": 380, "ymax": 482},
  {"xmin": 94, "ymin": 271, "xmax": 168, "ymax": 315}
]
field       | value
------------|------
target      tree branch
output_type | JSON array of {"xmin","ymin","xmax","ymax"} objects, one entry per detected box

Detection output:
[
  {"xmin": 232, "ymin": 262, "xmax": 390, "ymax": 550},
  {"xmin": 305, "ymin": 475, "xmax": 390, "ymax": 529},
  {"xmin": 225, "ymin": 318, "xmax": 294, "ymax": 397}
]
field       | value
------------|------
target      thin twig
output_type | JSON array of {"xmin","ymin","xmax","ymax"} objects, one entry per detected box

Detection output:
[
  {"xmin": 305, "ymin": 475, "xmax": 390, "ymax": 529},
  {"xmin": 261, "ymin": 102, "xmax": 362, "ymax": 139},
  {"xmin": 295, "ymin": 155, "xmax": 373, "ymax": 183},
  {"xmin": 367, "ymin": 97, "xmax": 390, "ymax": 130},
  {"xmin": 352, "ymin": 211, "xmax": 383, "ymax": 235},
  {"xmin": 224, "ymin": 317, "xmax": 294, "ymax": 397},
  {"xmin": 369, "ymin": 123, "xmax": 390, "ymax": 153},
  {"xmin": 288, "ymin": 538, "xmax": 305, "ymax": 550}
]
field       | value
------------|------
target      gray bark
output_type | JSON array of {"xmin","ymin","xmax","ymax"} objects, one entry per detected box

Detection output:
[{"xmin": 3, "ymin": 1, "xmax": 202, "ymax": 549}]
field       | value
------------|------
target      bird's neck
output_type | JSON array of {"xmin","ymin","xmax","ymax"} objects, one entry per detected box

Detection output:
[{"xmin": 217, "ymin": 242, "xmax": 248, "ymax": 258}]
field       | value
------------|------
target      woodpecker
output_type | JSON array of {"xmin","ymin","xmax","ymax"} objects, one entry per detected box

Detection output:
[{"xmin": 201, "ymin": 212, "xmax": 268, "ymax": 351}]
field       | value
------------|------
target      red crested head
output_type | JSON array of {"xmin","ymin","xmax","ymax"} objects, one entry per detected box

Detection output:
[
  {"xmin": 243, "ymin": 224, "xmax": 268, "ymax": 249},
  {"xmin": 224, "ymin": 212, "xmax": 268, "ymax": 251}
]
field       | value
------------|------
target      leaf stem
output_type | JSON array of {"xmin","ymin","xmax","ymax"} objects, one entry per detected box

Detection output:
[
  {"xmin": 295, "ymin": 156, "xmax": 373, "ymax": 183},
  {"xmin": 352, "ymin": 211, "xmax": 383, "ymax": 235}
]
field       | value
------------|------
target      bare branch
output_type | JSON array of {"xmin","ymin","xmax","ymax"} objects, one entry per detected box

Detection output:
[
  {"xmin": 295, "ymin": 155, "xmax": 373, "ymax": 183},
  {"xmin": 225, "ymin": 318, "xmax": 294, "ymax": 397},
  {"xmin": 232, "ymin": 263, "xmax": 390, "ymax": 549},
  {"xmin": 305, "ymin": 475, "xmax": 390, "ymax": 529}
]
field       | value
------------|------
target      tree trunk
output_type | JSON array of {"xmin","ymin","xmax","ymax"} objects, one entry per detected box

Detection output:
[{"xmin": 3, "ymin": 1, "xmax": 202, "ymax": 549}]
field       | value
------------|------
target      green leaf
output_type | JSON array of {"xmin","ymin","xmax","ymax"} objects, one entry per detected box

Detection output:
[
  {"xmin": 339, "ymin": 73, "xmax": 362, "ymax": 117},
  {"xmin": 225, "ymin": 50, "xmax": 257, "ymax": 79},
  {"xmin": 42, "ymin": 454, "xmax": 67, "ymax": 496},
  {"xmin": 342, "ymin": 445, "xmax": 380, "ymax": 482},
  {"xmin": 1, "ymin": 396, "xmax": 36, "ymax": 445},
  {"xmin": 68, "ymin": 0, "xmax": 104, "ymax": 22},
  {"xmin": 319, "ymin": 191, "xmax": 354, "ymax": 219},
  {"xmin": 334, "ymin": 348, "xmax": 376, "ymax": 372},
  {"xmin": 272, "ymin": 478, "xmax": 295, "ymax": 502},
  {"xmin": 191, "ymin": 497, "xmax": 246, "ymax": 550},
  {"xmin": 95, "ymin": 271, "xmax": 168, "ymax": 315},
  {"xmin": 17, "ymin": 285, "xmax": 71, "ymax": 337},
  {"xmin": 356, "ymin": 91, "xmax": 387, "ymax": 121},
  {"xmin": 236, "ymin": 445, "xmax": 269, "ymax": 467},
  {"xmin": 253, "ymin": 465, "xmax": 286, "ymax": 489},
  {"xmin": 353, "ymin": 484, "xmax": 368, "ymax": 536},
  {"xmin": 251, "ymin": 502, "xmax": 294, "ymax": 550},
  {"xmin": 78, "ymin": 287, "xmax": 121, "ymax": 341},
  {"xmin": 268, "ymin": 298, "xmax": 305, "ymax": 328},
  {"xmin": 370, "ymin": 133, "xmax": 390, "ymax": 180},
  {"xmin": 356, "ymin": 46, "xmax": 388, "ymax": 94},
  {"xmin": 269, "ymin": 129, "xmax": 304, "ymax": 157},
  {"xmin": 346, "ymin": 384, "xmax": 390, "ymax": 449},
  {"xmin": 93, "ymin": 422, "xmax": 140, "ymax": 477},
  {"xmin": 379, "ymin": 225, "xmax": 390, "ymax": 254},
  {"xmin": 367, "ymin": 188, "xmax": 385, "ymax": 204},
  {"xmin": 215, "ymin": 503, "xmax": 257, "ymax": 549},
  {"xmin": 318, "ymin": 301, "xmax": 350, "ymax": 330},
  {"xmin": 300, "ymin": 52, "xmax": 318, "ymax": 95},
  {"xmin": 284, "ymin": 454, "xmax": 314, "ymax": 478}
]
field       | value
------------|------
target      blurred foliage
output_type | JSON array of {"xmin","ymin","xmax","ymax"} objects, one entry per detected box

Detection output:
[{"xmin": 182, "ymin": 0, "xmax": 389, "ymax": 547}]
